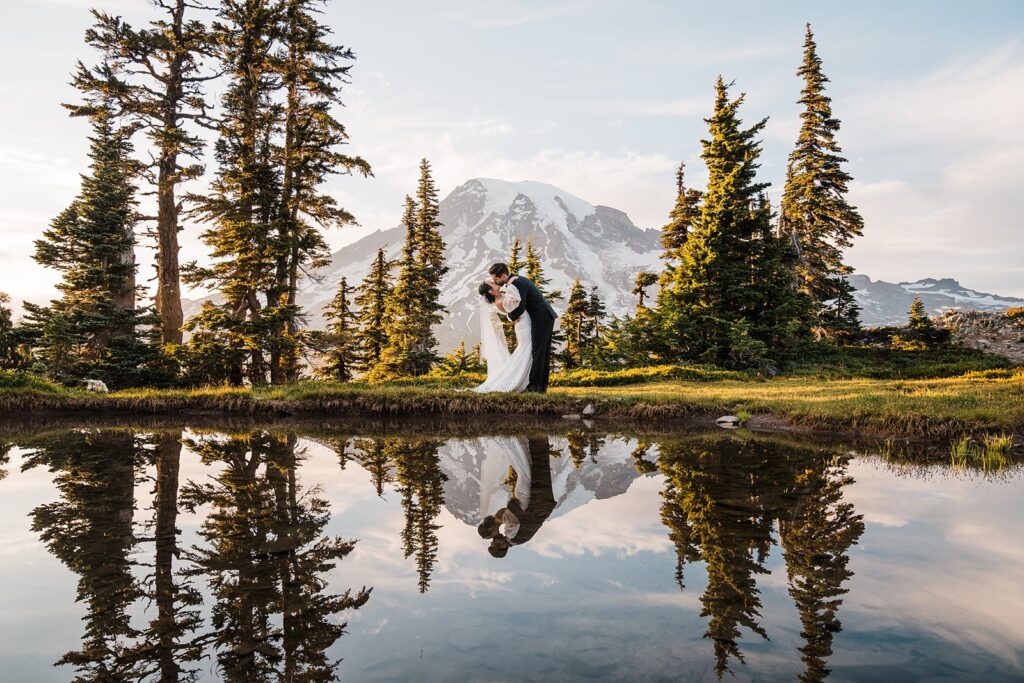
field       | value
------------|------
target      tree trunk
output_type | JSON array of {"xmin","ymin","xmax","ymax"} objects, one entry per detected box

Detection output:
[
  {"xmin": 155, "ymin": 0, "xmax": 187, "ymax": 346},
  {"xmin": 154, "ymin": 431, "xmax": 183, "ymax": 683}
]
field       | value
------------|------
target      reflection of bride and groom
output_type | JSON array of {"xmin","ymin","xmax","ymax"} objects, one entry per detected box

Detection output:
[{"xmin": 474, "ymin": 436, "xmax": 556, "ymax": 557}]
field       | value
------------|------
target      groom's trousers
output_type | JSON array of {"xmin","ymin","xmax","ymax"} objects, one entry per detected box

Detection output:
[{"xmin": 527, "ymin": 312, "xmax": 555, "ymax": 393}]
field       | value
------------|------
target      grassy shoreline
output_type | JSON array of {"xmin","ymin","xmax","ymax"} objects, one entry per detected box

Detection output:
[{"xmin": 1, "ymin": 371, "xmax": 1022, "ymax": 439}]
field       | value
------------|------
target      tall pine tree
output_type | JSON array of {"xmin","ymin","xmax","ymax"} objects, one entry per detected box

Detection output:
[
  {"xmin": 71, "ymin": 2, "xmax": 215, "ymax": 346},
  {"xmin": 371, "ymin": 196, "xmax": 426, "ymax": 378},
  {"xmin": 184, "ymin": 0, "xmax": 282, "ymax": 385},
  {"xmin": 558, "ymin": 279, "xmax": 589, "ymax": 370},
  {"xmin": 657, "ymin": 78, "xmax": 805, "ymax": 366},
  {"xmin": 27, "ymin": 106, "xmax": 165, "ymax": 388},
  {"xmin": 780, "ymin": 24, "xmax": 864, "ymax": 337},
  {"xmin": 271, "ymin": 0, "xmax": 371, "ymax": 383},
  {"xmin": 412, "ymin": 158, "xmax": 447, "ymax": 365},
  {"xmin": 372, "ymin": 161, "xmax": 447, "ymax": 378}
]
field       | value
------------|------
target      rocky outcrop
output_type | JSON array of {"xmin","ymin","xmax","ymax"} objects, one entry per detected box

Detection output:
[{"xmin": 935, "ymin": 310, "xmax": 1024, "ymax": 363}]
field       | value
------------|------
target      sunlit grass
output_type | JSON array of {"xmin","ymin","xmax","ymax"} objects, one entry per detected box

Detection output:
[
  {"xmin": 0, "ymin": 366, "xmax": 1022, "ymax": 438},
  {"xmin": 950, "ymin": 433, "xmax": 1015, "ymax": 472}
]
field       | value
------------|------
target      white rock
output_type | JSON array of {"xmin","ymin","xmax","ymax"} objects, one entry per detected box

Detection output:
[
  {"xmin": 716, "ymin": 415, "xmax": 741, "ymax": 429},
  {"xmin": 85, "ymin": 379, "xmax": 109, "ymax": 393},
  {"xmin": 582, "ymin": 403, "xmax": 596, "ymax": 417}
]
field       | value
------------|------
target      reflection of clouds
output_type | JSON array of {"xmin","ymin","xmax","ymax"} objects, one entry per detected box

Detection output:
[
  {"xmin": 843, "ymin": 458, "xmax": 1024, "ymax": 666},
  {"xmin": 529, "ymin": 475, "xmax": 671, "ymax": 559}
]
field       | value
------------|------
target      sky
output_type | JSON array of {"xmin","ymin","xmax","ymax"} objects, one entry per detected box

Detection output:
[{"xmin": 1, "ymin": 0, "xmax": 1022, "ymax": 313}]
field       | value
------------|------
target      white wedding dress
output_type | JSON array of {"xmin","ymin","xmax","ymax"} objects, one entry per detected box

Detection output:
[{"xmin": 472, "ymin": 285, "xmax": 533, "ymax": 393}]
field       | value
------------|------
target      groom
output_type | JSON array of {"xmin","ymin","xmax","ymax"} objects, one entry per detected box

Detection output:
[{"xmin": 489, "ymin": 262, "xmax": 557, "ymax": 393}]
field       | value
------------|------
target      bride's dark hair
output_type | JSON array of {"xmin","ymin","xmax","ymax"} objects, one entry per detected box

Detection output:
[{"xmin": 477, "ymin": 282, "xmax": 495, "ymax": 303}]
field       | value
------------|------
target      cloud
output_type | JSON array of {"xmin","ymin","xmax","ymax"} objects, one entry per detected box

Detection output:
[
  {"xmin": 441, "ymin": 1, "xmax": 611, "ymax": 28},
  {"xmin": 841, "ymin": 41, "xmax": 1024, "ymax": 294}
]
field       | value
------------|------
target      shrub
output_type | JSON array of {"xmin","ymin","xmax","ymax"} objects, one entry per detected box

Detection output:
[{"xmin": 550, "ymin": 364, "xmax": 746, "ymax": 387}]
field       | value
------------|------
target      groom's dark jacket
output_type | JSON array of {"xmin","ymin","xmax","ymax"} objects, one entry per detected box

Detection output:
[{"xmin": 507, "ymin": 276, "xmax": 557, "ymax": 323}]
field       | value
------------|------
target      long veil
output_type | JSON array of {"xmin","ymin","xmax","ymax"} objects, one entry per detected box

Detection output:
[{"xmin": 479, "ymin": 297, "xmax": 511, "ymax": 381}]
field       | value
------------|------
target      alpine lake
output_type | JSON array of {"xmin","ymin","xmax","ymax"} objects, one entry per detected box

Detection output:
[{"xmin": 0, "ymin": 415, "xmax": 1021, "ymax": 683}]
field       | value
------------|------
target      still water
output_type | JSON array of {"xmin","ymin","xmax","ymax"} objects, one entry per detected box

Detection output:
[{"xmin": 0, "ymin": 419, "xmax": 1021, "ymax": 682}]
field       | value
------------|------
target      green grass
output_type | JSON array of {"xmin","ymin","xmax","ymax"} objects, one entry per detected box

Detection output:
[
  {"xmin": 1, "ymin": 347, "xmax": 1022, "ymax": 439},
  {"xmin": 950, "ymin": 433, "xmax": 1015, "ymax": 472}
]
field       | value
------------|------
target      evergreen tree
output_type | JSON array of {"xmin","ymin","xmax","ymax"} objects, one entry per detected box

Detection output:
[
  {"xmin": 411, "ymin": 158, "xmax": 447, "ymax": 366},
  {"xmin": 353, "ymin": 248, "xmax": 393, "ymax": 370},
  {"xmin": 71, "ymin": 2, "xmax": 215, "ymax": 346},
  {"xmin": 632, "ymin": 271, "xmax": 658, "ymax": 310},
  {"xmin": 584, "ymin": 286, "xmax": 607, "ymax": 365},
  {"xmin": 371, "ymin": 196, "xmax": 427, "ymax": 378},
  {"xmin": 435, "ymin": 340, "xmax": 486, "ymax": 377},
  {"xmin": 183, "ymin": 0, "xmax": 283, "ymax": 386},
  {"xmin": 524, "ymin": 238, "xmax": 560, "ymax": 300},
  {"xmin": 558, "ymin": 279, "xmax": 589, "ymax": 370},
  {"xmin": 661, "ymin": 161, "xmax": 703, "ymax": 261},
  {"xmin": 373, "ymin": 161, "xmax": 448, "ymax": 379},
  {"xmin": 657, "ymin": 78, "xmax": 806, "ymax": 366},
  {"xmin": 272, "ymin": 0, "xmax": 371, "ymax": 383},
  {"xmin": 0, "ymin": 293, "xmax": 31, "ymax": 370},
  {"xmin": 907, "ymin": 296, "xmax": 930, "ymax": 330},
  {"xmin": 780, "ymin": 25, "xmax": 864, "ymax": 336},
  {"xmin": 891, "ymin": 296, "xmax": 948, "ymax": 350},
  {"xmin": 508, "ymin": 236, "xmax": 524, "ymax": 274},
  {"xmin": 502, "ymin": 237, "xmax": 526, "ymax": 346},
  {"xmin": 314, "ymin": 277, "xmax": 358, "ymax": 381},
  {"xmin": 185, "ymin": 0, "xmax": 369, "ymax": 385},
  {"xmin": 27, "ymin": 107, "xmax": 166, "ymax": 388}
]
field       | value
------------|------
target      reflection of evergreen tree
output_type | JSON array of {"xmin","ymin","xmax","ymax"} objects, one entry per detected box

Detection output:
[
  {"xmin": 353, "ymin": 438, "xmax": 394, "ymax": 497},
  {"xmin": 386, "ymin": 438, "xmax": 447, "ymax": 593},
  {"xmin": 23, "ymin": 430, "xmax": 145, "ymax": 680},
  {"xmin": 630, "ymin": 440, "xmax": 657, "ymax": 475},
  {"xmin": 180, "ymin": 431, "xmax": 369, "ymax": 681},
  {"xmin": 565, "ymin": 430, "xmax": 606, "ymax": 469},
  {"xmin": 137, "ymin": 430, "xmax": 204, "ymax": 682},
  {"xmin": 780, "ymin": 456, "xmax": 864, "ymax": 683},
  {"xmin": 0, "ymin": 441, "xmax": 11, "ymax": 481},
  {"xmin": 656, "ymin": 438, "xmax": 777, "ymax": 678},
  {"xmin": 656, "ymin": 435, "xmax": 862, "ymax": 680}
]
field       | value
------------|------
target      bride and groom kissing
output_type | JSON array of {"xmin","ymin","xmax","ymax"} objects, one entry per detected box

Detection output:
[{"xmin": 473, "ymin": 262, "xmax": 558, "ymax": 394}]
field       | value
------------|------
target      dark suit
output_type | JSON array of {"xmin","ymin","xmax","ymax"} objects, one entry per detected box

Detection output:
[
  {"xmin": 506, "ymin": 275, "xmax": 557, "ymax": 392},
  {"xmin": 507, "ymin": 437, "xmax": 556, "ymax": 546}
]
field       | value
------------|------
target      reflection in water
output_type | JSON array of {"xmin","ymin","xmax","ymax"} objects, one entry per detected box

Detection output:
[
  {"xmin": 6, "ymin": 424, "xmax": 1017, "ymax": 682},
  {"xmin": 24, "ymin": 430, "xmax": 146, "ymax": 680},
  {"xmin": 657, "ymin": 436, "xmax": 864, "ymax": 681},
  {"xmin": 141, "ymin": 430, "xmax": 204, "ymax": 682},
  {"xmin": 475, "ymin": 437, "xmax": 557, "ymax": 558},
  {"xmin": 780, "ymin": 455, "xmax": 864, "ymax": 683},
  {"xmin": 21, "ymin": 428, "xmax": 370, "ymax": 682},
  {"xmin": 387, "ymin": 438, "xmax": 446, "ymax": 593},
  {"xmin": 180, "ymin": 431, "xmax": 370, "ymax": 681}
]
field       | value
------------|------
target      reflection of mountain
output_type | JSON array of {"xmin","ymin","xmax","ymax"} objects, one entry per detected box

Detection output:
[{"xmin": 435, "ymin": 436, "xmax": 656, "ymax": 526}]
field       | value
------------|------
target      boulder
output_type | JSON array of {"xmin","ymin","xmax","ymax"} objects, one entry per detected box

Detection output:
[
  {"xmin": 716, "ymin": 415, "xmax": 741, "ymax": 429},
  {"xmin": 85, "ymin": 379, "xmax": 109, "ymax": 393}
]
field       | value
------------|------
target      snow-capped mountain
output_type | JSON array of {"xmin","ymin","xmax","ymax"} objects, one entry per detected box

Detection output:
[
  {"xmin": 184, "ymin": 177, "xmax": 1023, "ymax": 343},
  {"xmin": 306, "ymin": 178, "xmax": 662, "ymax": 350},
  {"xmin": 849, "ymin": 275, "xmax": 1024, "ymax": 327}
]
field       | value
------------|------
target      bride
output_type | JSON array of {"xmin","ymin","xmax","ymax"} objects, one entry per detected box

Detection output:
[{"xmin": 472, "ymin": 280, "xmax": 533, "ymax": 393}]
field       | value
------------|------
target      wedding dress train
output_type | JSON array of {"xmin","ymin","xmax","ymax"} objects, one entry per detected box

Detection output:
[{"xmin": 472, "ymin": 287, "xmax": 532, "ymax": 393}]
